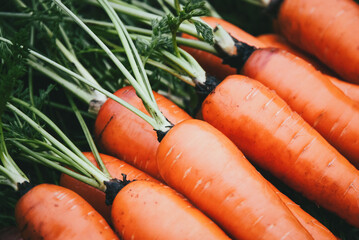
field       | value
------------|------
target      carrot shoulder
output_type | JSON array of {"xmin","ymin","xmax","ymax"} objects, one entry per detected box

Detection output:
[
  {"xmin": 240, "ymin": 47, "xmax": 359, "ymax": 167},
  {"xmin": 276, "ymin": 0, "xmax": 359, "ymax": 83},
  {"xmin": 15, "ymin": 184, "xmax": 119, "ymax": 240},
  {"xmin": 111, "ymin": 180, "xmax": 230, "ymax": 240},
  {"xmin": 202, "ymin": 75, "xmax": 359, "ymax": 227},
  {"xmin": 94, "ymin": 86, "xmax": 191, "ymax": 180},
  {"xmin": 257, "ymin": 33, "xmax": 359, "ymax": 103},
  {"xmin": 157, "ymin": 119, "xmax": 313, "ymax": 239},
  {"xmin": 181, "ymin": 16, "xmax": 265, "ymax": 80},
  {"xmin": 60, "ymin": 152, "xmax": 158, "ymax": 223}
]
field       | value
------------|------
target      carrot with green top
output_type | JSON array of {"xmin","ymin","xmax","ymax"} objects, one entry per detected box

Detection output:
[
  {"xmin": 202, "ymin": 74, "xmax": 359, "ymax": 227},
  {"xmin": 60, "ymin": 152, "xmax": 159, "ymax": 223},
  {"xmin": 232, "ymin": 44, "xmax": 359, "ymax": 167}
]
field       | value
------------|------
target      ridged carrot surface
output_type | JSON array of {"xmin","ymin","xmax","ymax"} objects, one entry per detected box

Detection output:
[
  {"xmin": 95, "ymin": 92, "xmax": 334, "ymax": 238},
  {"xmin": 240, "ymin": 48, "xmax": 359, "ymax": 167},
  {"xmin": 276, "ymin": 0, "xmax": 359, "ymax": 83},
  {"xmin": 181, "ymin": 16, "xmax": 265, "ymax": 80},
  {"xmin": 268, "ymin": 184, "xmax": 337, "ymax": 240},
  {"xmin": 257, "ymin": 33, "xmax": 359, "ymax": 103},
  {"xmin": 325, "ymin": 75, "xmax": 359, "ymax": 104},
  {"xmin": 94, "ymin": 86, "xmax": 191, "ymax": 180},
  {"xmin": 257, "ymin": 33, "xmax": 328, "ymax": 72},
  {"xmin": 157, "ymin": 119, "xmax": 313, "ymax": 239},
  {"xmin": 60, "ymin": 152, "xmax": 158, "ymax": 223},
  {"xmin": 202, "ymin": 75, "xmax": 359, "ymax": 227},
  {"xmin": 111, "ymin": 180, "xmax": 230, "ymax": 240},
  {"xmin": 15, "ymin": 184, "xmax": 119, "ymax": 240}
]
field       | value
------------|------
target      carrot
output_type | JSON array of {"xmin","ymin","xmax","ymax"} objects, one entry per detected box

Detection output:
[
  {"xmin": 95, "ymin": 86, "xmax": 335, "ymax": 238},
  {"xmin": 15, "ymin": 184, "xmax": 119, "ymax": 240},
  {"xmin": 325, "ymin": 75, "xmax": 359, "ymax": 104},
  {"xmin": 181, "ymin": 16, "xmax": 265, "ymax": 80},
  {"xmin": 111, "ymin": 179, "xmax": 230, "ymax": 240},
  {"xmin": 257, "ymin": 33, "xmax": 330, "ymax": 73},
  {"xmin": 268, "ymin": 183, "xmax": 337, "ymax": 240},
  {"xmin": 272, "ymin": 0, "xmax": 359, "ymax": 83},
  {"xmin": 94, "ymin": 86, "xmax": 191, "ymax": 180},
  {"xmin": 236, "ymin": 45, "xmax": 359, "ymax": 167},
  {"xmin": 60, "ymin": 152, "xmax": 158, "ymax": 223},
  {"xmin": 257, "ymin": 33, "xmax": 359, "ymax": 103},
  {"xmin": 157, "ymin": 118, "xmax": 313, "ymax": 239},
  {"xmin": 201, "ymin": 75, "xmax": 359, "ymax": 227}
]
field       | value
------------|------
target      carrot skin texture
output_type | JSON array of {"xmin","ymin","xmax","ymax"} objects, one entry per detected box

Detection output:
[
  {"xmin": 94, "ymin": 86, "xmax": 191, "ymax": 180},
  {"xmin": 60, "ymin": 152, "xmax": 158, "ymax": 223},
  {"xmin": 157, "ymin": 119, "xmax": 313, "ymax": 240},
  {"xmin": 15, "ymin": 184, "xmax": 119, "ymax": 240},
  {"xmin": 257, "ymin": 33, "xmax": 359, "ymax": 103},
  {"xmin": 181, "ymin": 16, "xmax": 265, "ymax": 80},
  {"xmin": 111, "ymin": 180, "xmax": 230, "ymax": 240},
  {"xmin": 257, "ymin": 33, "xmax": 329, "ymax": 73},
  {"xmin": 269, "ymin": 184, "xmax": 337, "ymax": 240},
  {"xmin": 276, "ymin": 0, "xmax": 359, "ymax": 83},
  {"xmin": 326, "ymin": 75, "xmax": 359, "ymax": 104},
  {"xmin": 202, "ymin": 75, "xmax": 359, "ymax": 227},
  {"xmin": 241, "ymin": 48, "xmax": 359, "ymax": 167}
]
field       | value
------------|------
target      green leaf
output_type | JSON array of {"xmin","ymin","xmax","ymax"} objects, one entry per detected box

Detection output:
[{"xmin": 192, "ymin": 19, "xmax": 213, "ymax": 44}]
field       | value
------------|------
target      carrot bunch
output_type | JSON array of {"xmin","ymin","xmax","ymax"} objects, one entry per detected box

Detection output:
[{"xmin": 4, "ymin": 0, "xmax": 359, "ymax": 238}]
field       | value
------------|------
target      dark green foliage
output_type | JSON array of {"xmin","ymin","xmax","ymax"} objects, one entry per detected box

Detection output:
[
  {"xmin": 192, "ymin": 19, "xmax": 213, "ymax": 44},
  {"xmin": 0, "ymin": 31, "xmax": 28, "ymax": 117}
]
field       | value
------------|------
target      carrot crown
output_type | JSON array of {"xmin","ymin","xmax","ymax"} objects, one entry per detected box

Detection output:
[
  {"xmin": 104, "ymin": 173, "xmax": 134, "ymax": 205},
  {"xmin": 221, "ymin": 40, "xmax": 257, "ymax": 73}
]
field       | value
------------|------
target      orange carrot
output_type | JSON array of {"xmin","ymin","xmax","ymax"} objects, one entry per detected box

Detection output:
[
  {"xmin": 111, "ymin": 180, "xmax": 230, "ymax": 240},
  {"xmin": 94, "ymin": 86, "xmax": 191, "ymax": 180},
  {"xmin": 257, "ymin": 33, "xmax": 330, "ymax": 73},
  {"xmin": 157, "ymin": 118, "xmax": 313, "ymax": 239},
  {"xmin": 181, "ymin": 16, "xmax": 265, "ymax": 80},
  {"xmin": 60, "ymin": 152, "xmax": 158, "ymax": 223},
  {"xmin": 95, "ymin": 89, "xmax": 335, "ymax": 238},
  {"xmin": 237, "ymin": 46, "xmax": 359, "ymax": 167},
  {"xmin": 15, "ymin": 184, "xmax": 119, "ymax": 240},
  {"xmin": 325, "ymin": 75, "xmax": 359, "ymax": 104},
  {"xmin": 274, "ymin": 0, "xmax": 359, "ymax": 83},
  {"xmin": 202, "ymin": 75, "xmax": 359, "ymax": 227},
  {"xmin": 268, "ymin": 184, "xmax": 337, "ymax": 240},
  {"xmin": 257, "ymin": 33, "xmax": 359, "ymax": 103}
]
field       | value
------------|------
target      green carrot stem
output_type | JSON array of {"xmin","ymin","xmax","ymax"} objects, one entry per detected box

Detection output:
[
  {"xmin": 46, "ymin": 101, "xmax": 96, "ymax": 119},
  {"xmin": 10, "ymin": 138, "xmax": 91, "ymax": 177},
  {"xmin": 10, "ymin": 98, "xmax": 95, "ymax": 168},
  {"xmin": 13, "ymin": 141, "xmax": 104, "ymax": 190},
  {"xmin": 66, "ymin": 94, "xmax": 110, "ymax": 177},
  {"xmin": 0, "ymin": 166, "xmax": 21, "ymax": 190},
  {"xmin": 6, "ymin": 103, "xmax": 109, "ymax": 187},
  {"xmin": 27, "ymin": 60, "xmax": 95, "ymax": 104},
  {"xmin": 53, "ymin": 0, "xmax": 172, "ymax": 132},
  {"xmin": 98, "ymin": 0, "xmax": 156, "ymax": 103}
]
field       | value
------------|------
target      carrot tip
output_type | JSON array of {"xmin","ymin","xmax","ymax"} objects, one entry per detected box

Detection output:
[{"xmin": 104, "ymin": 174, "xmax": 134, "ymax": 205}]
